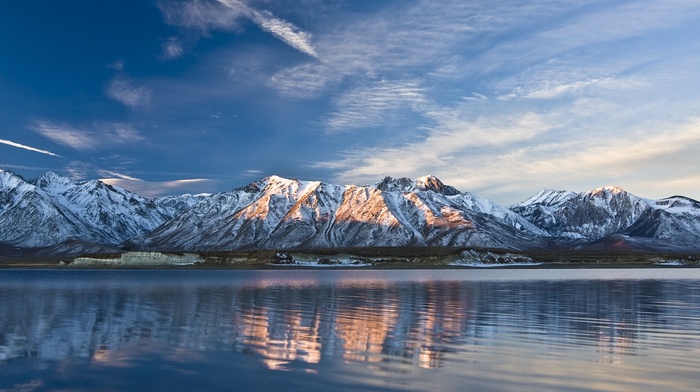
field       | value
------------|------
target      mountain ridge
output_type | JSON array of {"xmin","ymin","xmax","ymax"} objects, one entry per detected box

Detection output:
[{"xmin": 1, "ymin": 169, "xmax": 699, "ymax": 256}]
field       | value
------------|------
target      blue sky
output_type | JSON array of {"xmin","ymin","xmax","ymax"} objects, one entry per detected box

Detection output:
[{"xmin": 2, "ymin": 0, "xmax": 700, "ymax": 205}]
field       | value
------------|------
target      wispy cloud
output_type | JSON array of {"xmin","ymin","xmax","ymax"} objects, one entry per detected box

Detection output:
[
  {"xmin": 0, "ymin": 138, "xmax": 62, "ymax": 157},
  {"xmin": 0, "ymin": 163, "xmax": 56, "ymax": 172},
  {"xmin": 314, "ymin": 102, "xmax": 700, "ymax": 205},
  {"xmin": 160, "ymin": 37, "xmax": 185, "ymax": 60},
  {"xmin": 106, "ymin": 60, "xmax": 125, "ymax": 71},
  {"xmin": 160, "ymin": 0, "xmax": 317, "ymax": 58},
  {"xmin": 106, "ymin": 76, "xmax": 152, "ymax": 109},
  {"xmin": 215, "ymin": 0, "xmax": 318, "ymax": 57},
  {"xmin": 158, "ymin": 0, "xmax": 246, "ymax": 33},
  {"xmin": 98, "ymin": 170, "xmax": 143, "ymax": 182},
  {"xmin": 313, "ymin": 110, "xmax": 557, "ymax": 184},
  {"xmin": 245, "ymin": 8, "xmax": 317, "ymax": 58},
  {"xmin": 64, "ymin": 161, "xmax": 93, "ymax": 180},
  {"xmin": 266, "ymin": 0, "xmax": 571, "ymax": 98},
  {"xmin": 31, "ymin": 121, "xmax": 145, "ymax": 151},
  {"xmin": 100, "ymin": 177, "xmax": 215, "ymax": 198},
  {"xmin": 241, "ymin": 169, "xmax": 262, "ymax": 177},
  {"xmin": 326, "ymin": 81, "xmax": 428, "ymax": 132}
]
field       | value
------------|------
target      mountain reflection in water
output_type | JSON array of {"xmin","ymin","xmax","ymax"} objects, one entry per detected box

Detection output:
[{"xmin": 1, "ymin": 269, "xmax": 700, "ymax": 391}]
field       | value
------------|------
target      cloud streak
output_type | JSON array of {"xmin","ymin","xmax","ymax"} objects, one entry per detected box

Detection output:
[
  {"xmin": 98, "ymin": 170, "xmax": 143, "ymax": 182},
  {"xmin": 0, "ymin": 138, "xmax": 63, "ymax": 157},
  {"xmin": 106, "ymin": 76, "xmax": 152, "ymax": 109},
  {"xmin": 246, "ymin": 8, "xmax": 317, "ymax": 58},
  {"xmin": 215, "ymin": 0, "xmax": 317, "ymax": 57},
  {"xmin": 31, "ymin": 121, "xmax": 145, "ymax": 151},
  {"xmin": 326, "ymin": 81, "xmax": 428, "ymax": 132},
  {"xmin": 100, "ymin": 177, "xmax": 215, "ymax": 198},
  {"xmin": 160, "ymin": 0, "xmax": 317, "ymax": 58}
]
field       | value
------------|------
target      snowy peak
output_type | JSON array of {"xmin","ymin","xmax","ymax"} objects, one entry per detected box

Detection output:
[
  {"xmin": 374, "ymin": 176, "xmax": 414, "ymax": 192},
  {"xmin": 25, "ymin": 172, "xmax": 171, "ymax": 245},
  {"xmin": 584, "ymin": 186, "xmax": 630, "ymax": 201},
  {"xmin": 3, "ymin": 171, "xmax": 700, "ymax": 254},
  {"xmin": 650, "ymin": 196, "xmax": 700, "ymax": 215},
  {"xmin": 511, "ymin": 185, "xmax": 700, "ymax": 248},
  {"xmin": 415, "ymin": 175, "xmax": 461, "ymax": 195},
  {"xmin": 261, "ymin": 174, "xmax": 298, "ymax": 187},
  {"xmin": 511, "ymin": 189, "xmax": 577, "ymax": 208},
  {"xmin": 246, "ymin": 175, "xmax": 320, "ymax": 195},
  {"xmin": 0, "ymin": 170, "xmax": 30, "ymax": 191},
  {"xmin": 135, "ymin": 173, "xmax": 545, "ymax": 251},
  {"xmin": 589, "ymin": 185, "xmax": 626, "ymax": 195},
  {"xmin": 32, "ymin": 171, "xmax": 72, "ymax": 191},
  {"xmin": 156, "ymin": 193, "xmax": 210, "ymax": 218},
  {"xmin": 374, "ymin": 175, "xmax": 460, "ymax": 195},
  {"xmin": 0, "ymin": 172, "xmax": 100, "ymax": 248},
  {"xmin": 514, "ymin": 186, "xmax": 630, "ymax": 210}
]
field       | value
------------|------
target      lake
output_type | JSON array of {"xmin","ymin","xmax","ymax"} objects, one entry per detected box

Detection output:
[{"xmin": 1, "ymin": 268, "xmax": 700, "ymax": 391}]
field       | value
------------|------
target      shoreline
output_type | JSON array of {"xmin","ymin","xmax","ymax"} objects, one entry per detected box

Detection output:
[{"xmin": 1, "ymin": 247, "xmax": 699, "ymax": 270}]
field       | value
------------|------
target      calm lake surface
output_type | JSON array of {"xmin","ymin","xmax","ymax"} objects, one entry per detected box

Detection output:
[{"xmin": 1, "ymin": 268, "xmax": 700, "ymax": 391}]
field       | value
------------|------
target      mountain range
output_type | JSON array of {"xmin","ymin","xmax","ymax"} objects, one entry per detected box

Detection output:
[{"xmin": 1, "ymin": 169, "xmax": 699, "ymax": 256}]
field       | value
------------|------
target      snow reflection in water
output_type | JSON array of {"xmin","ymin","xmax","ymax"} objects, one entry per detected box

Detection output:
[{"xmin": 1, "ymin": 269, "xmax": 700, "ymax": 391}]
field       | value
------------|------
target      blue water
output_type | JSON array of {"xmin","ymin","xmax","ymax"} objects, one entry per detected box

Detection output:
[{"xmin": 1, "ymin": 268, "xmax": 700, "ymax": 391}]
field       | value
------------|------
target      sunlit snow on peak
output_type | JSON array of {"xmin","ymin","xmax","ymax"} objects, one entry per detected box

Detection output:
[
  {"xmin": 589, "ymin": 186, "xmax": 626, "ymax": 196},
  {"xmin": 374, "ymin": 175, "xmax": 460, "ymax": 195}
]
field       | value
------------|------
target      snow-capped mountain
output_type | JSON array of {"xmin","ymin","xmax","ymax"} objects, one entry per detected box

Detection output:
[
  {"xmin": 31, "ymin": 172, "xmax": 172, "ymax": 244},
  {"xmin": 2, "ymin": 170, "xmax": 700, "ymax": 255},
  {"xmin": 511, "ymin": 186, "xmax": 700, "ymax": 250},
  {"xmin": 621, "ymin": 196, "xmax": 700, "ymax": 249},
  {"xmin": 0, "ymin": 170, "xmax": 100, "ymax": 247},
  {"xmin": 0, "ymin": 170, "xmax": 172, "ymax": 251},
  {"xmin": 374, "ymin": 175, "xmax": 461, "ymax": 195},
  {"xmin": 134, "ymin": 175, "xmax": 544, "ymax": 251},
  {"xmin": 155, "ymin": 193, "xmax": 211, "ymax": 218},
  {"xmin": 509, "ymin": 186, "xmax": 650, "ymax": 239}
]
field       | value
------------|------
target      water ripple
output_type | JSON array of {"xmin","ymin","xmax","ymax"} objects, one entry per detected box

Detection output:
[{"xmin": 1, "ymin": 269, "xmax": 700, "ymax": 391}]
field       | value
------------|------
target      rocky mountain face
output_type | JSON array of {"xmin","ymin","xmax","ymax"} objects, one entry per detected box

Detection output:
[
  {"xmin": 31, "ymin": 172, "xmax": 173, "ymax": 244},
  {"xmin": 510, "ymin": 186, "xmax": 700, "ymax": 251},
  {"xmin": 0, "ymin": 170, "xmax": 174, "ymax": 252},
  {"xmin": 2, "ymin": 169, "xmax": 700, "ymax": 255},
  {"xmin": 136, "ymin": 175, "xmax": 543, "ymax": 251},
  {"xmin": 0, "ymin": 171, "xmax": 97, "ymax": 248}
]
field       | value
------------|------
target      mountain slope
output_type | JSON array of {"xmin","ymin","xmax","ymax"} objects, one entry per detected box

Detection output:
[
  {"xmin": 511, "ymin": 186, "xmax": 700, "ymax": 250},
  {"xmin": 510, "ymin": 186, "xmax": 650, "ymax": 239},
  {"xmin": 3, "ymin": 170, "xmax": 700, "ymax": 254},
  {"xmin": 135, "ymin": 175, "xmax": 545, "ymax": 251},
  {"xmin": 0, "ymin": 171, "xmax": 101, "ymax": 247},
  {"xmin": 32, "ymin": 172, "xmax": 172, "ymax": 244},
  {"xmin": 623, "ymin": 196, "xmax": 700, "ymax": 248}
]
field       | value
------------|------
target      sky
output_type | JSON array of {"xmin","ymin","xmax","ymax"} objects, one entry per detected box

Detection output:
[{"xmin": 2, "ymin": 0, "xmax": 700, "ymax": 205}]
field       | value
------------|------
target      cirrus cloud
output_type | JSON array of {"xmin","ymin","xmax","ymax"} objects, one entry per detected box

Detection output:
[
  {"xmin": 100, "ymin": 177, "xmax": 216, "ymax": 198},
  {"xmin": 31, "ymin": 121, "xmax": 145, "ymax": 151},
  {"xmin": 106, "ymin": 76, "xmax": 152, "ymax": 109},
  {"xmin": 159, "ymin": 0, "xmax": 317, "ymax": 58}
]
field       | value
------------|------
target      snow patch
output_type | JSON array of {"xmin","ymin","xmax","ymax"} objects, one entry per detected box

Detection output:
[
  {"xmin": 653, "ymin": 259, "xmax": 686, "ymax": 266},
  {"xmin": 450, "ymin": 250, "xmax": 541, "ymax": 267},
  {"xmin": 72, "ymin": 252, "xmax": 204, "ymax": 266},
  {"xmin": 271, "ymin": 253, "xmax": 372, "ymax": 267}
]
